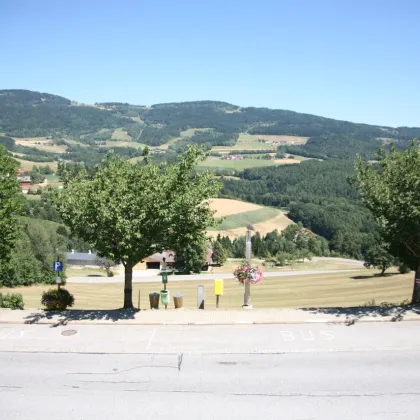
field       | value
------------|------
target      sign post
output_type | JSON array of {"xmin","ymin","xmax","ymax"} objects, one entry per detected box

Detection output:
[
  {"xmin": 161, "ymin": 260, "xmax": 168, "ymax": 309},
  {"xmin": 53, "ymin": 258, "xmax": 63, "ymax": 290},
  {"xmin": 197, "ymin": 285, "xmax": 205, "ymax": 309},
  {"xmin": 214, "ymin": 279, "xmax": 224, "ymax": 309}
]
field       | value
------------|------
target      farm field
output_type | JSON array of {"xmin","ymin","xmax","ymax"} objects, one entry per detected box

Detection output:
[
  {"xmin": 13, "ymin": 137, "xmax": 68, "ymax": 153},
  {"xmin": 208, "ymin": 198, "xmax": 263, "ymax": 217},
  {"xmin": 198, "ymin": 157, "xmax": 279, "ymax": 170},
  {"xmin": 7, "ymin": 270, "xmax": 412, "ymax": 310},
  {"xmin": 245, "ymin": 134, "xmax": 308, "ymax": 145},
  {"xmin": 207, "ymin": 198, "xmax": 293, "ymax": 237},
  {"xmin": 111, "ymin": 128, "xmax": 132, "ymax": 141},
  {"xmin": 64, "ymin": 139, "xmax": 89, "ymax": 148},
  {"xmin": 15, "ymin": 158, "xmax": 58, "ymax": 171}
]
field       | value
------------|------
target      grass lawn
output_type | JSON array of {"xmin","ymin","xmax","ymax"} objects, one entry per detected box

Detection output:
[
  {"xmin": 66, "ymin": 267, "xmax": 107, "ymax": 278},
  {"xmin": 7, "ymin": 270, "xmax": 413, "ymax": 310}
]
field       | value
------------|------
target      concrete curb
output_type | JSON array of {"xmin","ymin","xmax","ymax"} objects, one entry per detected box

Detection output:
[{"xmin": 1, "ymin": 317, "xmax": 420, "ymax": 326}]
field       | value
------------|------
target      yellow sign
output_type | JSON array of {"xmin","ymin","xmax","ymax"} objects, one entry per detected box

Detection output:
[{"xmin": 214, "ymin": 279, "xmax": 224, "ymax": 296}]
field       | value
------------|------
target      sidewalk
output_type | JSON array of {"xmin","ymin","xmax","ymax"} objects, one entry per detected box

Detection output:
[{"xmin": 1, "ymin": 305, "xmax": 419, "ymax": 326}]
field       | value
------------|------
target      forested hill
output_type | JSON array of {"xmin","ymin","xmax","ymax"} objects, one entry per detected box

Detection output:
[
  {"xmin": 1, "ymin": 89, "xmax": 420, "ymax": 159},
  {"xmin": 221, "ymin": 160, "xmax": 378, "ymax": 259},
  {"xmin": 0, "ymin": 90, "xmax": 133, "ymax": 138}
]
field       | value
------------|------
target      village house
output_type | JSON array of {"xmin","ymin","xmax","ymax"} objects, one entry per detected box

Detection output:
[
  {"xmin": 136, "ymin": 249, "xmax": 214, "ymax": 271},
  {"xmin": 225, "ymin": 154, "xmax": 244, "ymax": 161}
]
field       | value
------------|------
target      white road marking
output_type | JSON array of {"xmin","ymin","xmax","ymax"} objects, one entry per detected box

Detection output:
[{"xmin": 145, "ymin": 328, "xmax": 156, "ymax": 350}]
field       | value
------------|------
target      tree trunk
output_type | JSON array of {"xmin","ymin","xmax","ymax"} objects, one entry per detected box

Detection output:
[
  {"xmin": 124, "ymin": 262, "xmax": 134, "ymax": 309},
  {"xmin": 411, "ymin": 263, "xmax": 420, "ymax": 305},
  {"xmin": 380, "ymin": 267, "xmax": 386, "ymax": 276}
]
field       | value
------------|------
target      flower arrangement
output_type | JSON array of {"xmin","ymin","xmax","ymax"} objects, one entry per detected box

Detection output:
[{"xmin": 233, "ymin": 264, "xmax": 263, "ymax": 285}]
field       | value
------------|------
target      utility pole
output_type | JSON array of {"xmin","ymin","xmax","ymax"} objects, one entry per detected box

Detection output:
[{"xmin": 243, "ymin": 229, "xmax": 252, "ymax": 309}]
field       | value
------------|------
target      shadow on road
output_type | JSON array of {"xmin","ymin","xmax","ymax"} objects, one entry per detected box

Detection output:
[
  {"xmin": 301, "ymin": 305, "xmax": 420, "ymax": 325},
  {"xmin": 24, "ymin": 309, "xmax": 138, "ymax": 327}
]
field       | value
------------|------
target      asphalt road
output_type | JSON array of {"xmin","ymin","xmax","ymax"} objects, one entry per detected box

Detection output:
[{"xmin": 1, "ymin": 322, "xmax": 419, "ymax": 419}]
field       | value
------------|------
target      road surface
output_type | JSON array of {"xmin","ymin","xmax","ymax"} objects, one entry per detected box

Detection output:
[{"xmin": 0, "ymin": 322, "xmax": 419, "ymax": 419}]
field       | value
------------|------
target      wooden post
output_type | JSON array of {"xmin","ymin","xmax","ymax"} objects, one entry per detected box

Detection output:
[{"xmin": 216, "ymin": 295, "xmax": 220, "ymax": 309}]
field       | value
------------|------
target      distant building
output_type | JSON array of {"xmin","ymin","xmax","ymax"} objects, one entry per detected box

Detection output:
[
  {"xmin": 65, "ymin": 250, "xmax": 98, "ymax": 266},
  {"xmin": 20, "ymin": 183, "xmax": 38, "ymax": 194},
  {"xmin": 139, "ymin": 249, "xmax": 213, "ymax": 270},
  {"xmin": 17, "ymin": 175, "xmax": 31, "ymax": 183},
  {"xmin": 226, "ymin": 154, "xmax": 244, "ymax": 161}
]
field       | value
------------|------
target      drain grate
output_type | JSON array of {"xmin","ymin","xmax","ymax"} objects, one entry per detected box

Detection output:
[{"xmin": 61, "ymin": 329, "xmax": 77, "ymax": 336}]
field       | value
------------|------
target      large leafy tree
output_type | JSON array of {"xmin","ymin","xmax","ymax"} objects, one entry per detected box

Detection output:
[
  {"xmin": 363, "ymin": 243, "xmax": 397, "ymax": 276},
  {"xmin": 354, "ymin": 141, "xmax": 420, "ymax": 303},
  {"xmin": 0, "ymin": 145, "xmax": 21, "ymax": 268},
  {"xmin": 53, "ymin": 146, "xmax": 221, "ymax": 308}
]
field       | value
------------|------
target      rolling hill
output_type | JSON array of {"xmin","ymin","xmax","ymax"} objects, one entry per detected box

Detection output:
[
  {"xmin": 1, "ymin": 89, "xmax": 420, "ymax": 171},
  {"xmin": 207, "ymin": 198, "xmax": 293, "ymax": 238}
]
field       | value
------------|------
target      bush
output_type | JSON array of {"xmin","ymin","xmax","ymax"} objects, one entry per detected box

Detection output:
[
  {"xmin": 0, "ymin": 293, "xmax": 25, "ymax": 310},
  {"xmin": 41, "ymin": 288, "xmax": 75, "ymax": 310},
  {"xmin": 398, "ymin": 263, "xmax": 412, "ymax": 274}
]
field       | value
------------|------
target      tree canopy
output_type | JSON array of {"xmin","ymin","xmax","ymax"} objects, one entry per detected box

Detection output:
[
  {"xmin": 52, "ymin": 146, "xmax": 221, "ymax": 308},
  {"xmin": 354, "ymin": 140, "xmax": 420, "ymax": 303},
  {"xmin": 0, "ymin": 145, "xmax": 22, "ymax": 267}
]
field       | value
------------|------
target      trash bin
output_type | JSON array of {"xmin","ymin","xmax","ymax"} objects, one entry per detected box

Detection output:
[
  {"xmin": 160, "ymin": 290, "xmax": 170, "ymax": 306},
  {"xmin": 149, "ymin": 292, "xmax": 160, "ymax": 309},
  {"xmin": 173, "ymin": 293, "xmax": 184, "ymax": 309}
]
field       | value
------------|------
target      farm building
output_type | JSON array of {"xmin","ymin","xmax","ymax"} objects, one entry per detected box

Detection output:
[
  {"xmin": 65, "ymin": 251, "xmax": 98, "ymax": 266},
  {"xmin": 140, "ymin": 249, "xmax": 214, "ymax": 270}
]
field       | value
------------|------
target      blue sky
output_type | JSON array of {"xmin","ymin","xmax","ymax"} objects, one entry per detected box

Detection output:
[{"xmin": 1, "ymin": 0, "xmax": 419, "ymax": 126}]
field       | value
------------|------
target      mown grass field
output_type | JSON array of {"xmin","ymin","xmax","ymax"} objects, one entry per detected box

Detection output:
[
  {"xmin": 6, "ymin": 270, "xmax": 412, "ymax": 310},
  {"xmin": 198, "ymin": 158, "xmax": 278, "ymax": 170},
  {"xmin": 15, "ymin": 158, "xmax": 58, "ymax": 171},
  {"xmin": 208, "ymin": 207, "xmax": 281, "ymax": 231},
  {"xmin": 14, "ymin": 138, "xmax": 68, "ymax": 154},
  {"xmin": 207, "ymin": 198, "xmax": 293, "ymax": 237}
]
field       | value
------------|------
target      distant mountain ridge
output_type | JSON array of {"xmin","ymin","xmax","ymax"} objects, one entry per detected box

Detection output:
[{"xmin": 1, "ymin": 89, "xmax": 419, "ymax": 160}]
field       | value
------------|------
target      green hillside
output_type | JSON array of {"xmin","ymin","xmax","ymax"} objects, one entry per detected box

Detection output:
[{"xmin": 2, "ymin": 90, "xmax": 419, "ymax": 165}]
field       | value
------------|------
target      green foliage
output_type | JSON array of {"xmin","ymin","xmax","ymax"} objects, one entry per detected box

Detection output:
[
  {"xmin": 0, "ymin": 90, "xmax": 132, "ymax": 138},
  {"xmin": 285, "ymin": 134, "xmax": 382, "ymax": 160},
  {"xmin": 354, "ymin": 140, "xmax": 420, "ymax": 303},
  {"xmin": 0, "ymin": 145, "xmax": 22, "ymax": 266},
  {"xmin": 363, "ymin": 243, "xmax": 396, "ymax": 275},
  {"xmin": 212, "ymin": 241, "xmax": 227, "ymax": 265},
  {"xmin": 0, "ymin": 293, "xmax": 24, "ymax": 310},
  {"xmin": 41, "ymin": 288, "xmax": 74, "ymax": 310},
  {"xmin": 52, "ymin": 146, "xmax": 221, "ymax": 308},
  {"xmin": 355, "ymin": 141, "xmax": 420, "ymax": 270},
  {"xmin": 398, "ymin": 263, "xmax": 411, "ymax": 274},
  {"xmin": 173, "ymin": 240, "xmax": 207, "ymax": 274}
]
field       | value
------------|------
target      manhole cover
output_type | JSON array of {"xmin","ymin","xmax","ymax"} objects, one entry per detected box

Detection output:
[{"xmin": 61, "ymin": 329, "xmax": 77, "ymax": 336}]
